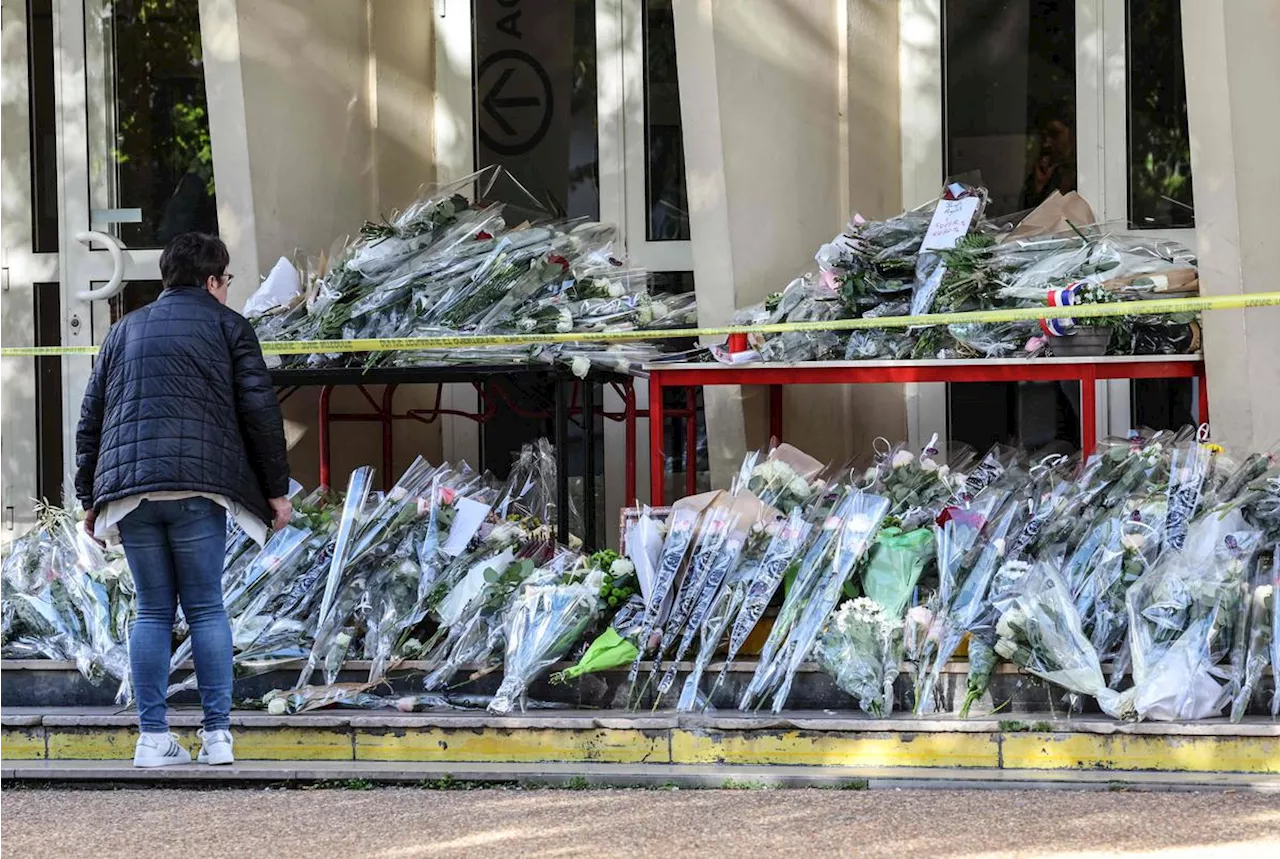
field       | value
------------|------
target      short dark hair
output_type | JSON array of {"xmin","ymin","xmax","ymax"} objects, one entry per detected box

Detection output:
[{"xmin": 159, "ymin": 232, "xmax": 230, "ymax": 288}]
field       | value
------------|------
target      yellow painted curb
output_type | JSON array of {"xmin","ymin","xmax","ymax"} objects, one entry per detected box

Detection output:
[
  {"xmin": 8, "ymin": 724, "xmax": 1279, "ymax": 775},
  {"xmin": 0, "ymin": 727, "xmax": 47, "ymax": 760},
  {"xmin": 671, "ymin": 730, "xmax": 1000, "ymax": 768},
  {"xmin": 356, "ymin": 728, "xmax": 667, "ymax": 764},
  {"xmin": 1001, "ymin": 732, "xmax": 1280, "ymax": 774}
]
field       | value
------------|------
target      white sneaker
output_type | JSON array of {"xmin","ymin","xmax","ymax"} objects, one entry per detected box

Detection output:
[
  {"xmin": 133, "ymin": 732, "xmax": 192, "ymax": 768},
  {"xmin": 197, "ymin": 728, "xmax": 235, "ymax": 765}
]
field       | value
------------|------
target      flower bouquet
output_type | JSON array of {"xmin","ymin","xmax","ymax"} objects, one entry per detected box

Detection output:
[{"xmin": 816, "ymin": 597, "xmax": 904, "ymax": 716}]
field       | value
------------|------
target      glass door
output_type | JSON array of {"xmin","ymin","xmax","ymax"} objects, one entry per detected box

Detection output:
[{"xmin": 23, "ymin": 0, "xmax": 216, "ymax": 505}]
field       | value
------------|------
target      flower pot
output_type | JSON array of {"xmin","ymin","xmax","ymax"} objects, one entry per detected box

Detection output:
[{"xmin": 1051, "ymin": 327, "xmax": 1112, "ymax": 357}]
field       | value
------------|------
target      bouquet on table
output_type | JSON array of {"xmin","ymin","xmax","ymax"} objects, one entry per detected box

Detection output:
[
  {"xmin": 728, "ymin": 185, "xmax": 1201, "ymax": 364},
  {"xmin": 247, "ymin": 166, "xmax": 700, "ymax": 375}
]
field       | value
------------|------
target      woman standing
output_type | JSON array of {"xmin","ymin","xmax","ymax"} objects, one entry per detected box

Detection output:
[{"xmin": 75, "ymin": 233, "xmax": 292, "ymax": 768}]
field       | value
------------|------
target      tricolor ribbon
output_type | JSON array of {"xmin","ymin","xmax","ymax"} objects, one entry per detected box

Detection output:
[{"xmin": 1040, "ymin": 282, "xmax": 1083, "ymax": 337}]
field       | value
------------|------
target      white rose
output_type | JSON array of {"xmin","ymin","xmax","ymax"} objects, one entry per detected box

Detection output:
[
  {"xmin": 267, "ymin": 697, "xmax": 288, "ymax": 716},
  {"xmin": 995, "ymin": 639, "xmax": 1019, "ymax": 660},
  {"xmin": 891, "ymin": 450, "xmax": 915, "ymax": 469},
  {"xmin": 610, "ymin": 558, "xmax": 636, "ymax": 577},
  {"xmin": 518, "ymin": 318, "xmax": 537, "ymax": 331},
  {"xmin": 1120, "ymin": 532, "xmax": 1146, "ymax": 552},
  {"xmin": 570, "ymin": 356, "xmax": 591, "ymax": 378},
  {"xmin": 788, "ymin": 477, "xmax": 811, "ymax": 497},
  {"xmin": 920, "ymin": 458, "xmax": 939, "ymax": 472}
]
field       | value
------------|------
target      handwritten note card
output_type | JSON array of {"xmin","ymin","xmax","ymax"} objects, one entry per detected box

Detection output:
[{"xmin": 920, "ymin": 197, "xmax": 981, "ymax": 251}]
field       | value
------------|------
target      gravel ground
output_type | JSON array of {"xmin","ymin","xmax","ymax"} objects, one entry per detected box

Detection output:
[{"xmin": 2, "ymin": 786, "xmax": 1278, "ymax": 858}]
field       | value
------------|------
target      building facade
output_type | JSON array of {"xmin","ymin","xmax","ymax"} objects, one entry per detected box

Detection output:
[{"xmin": 2, "ymin": 0, "xmax": 1278, "ymax": 538}]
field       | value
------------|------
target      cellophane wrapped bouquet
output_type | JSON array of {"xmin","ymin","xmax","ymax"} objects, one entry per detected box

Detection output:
[{"xmin": 247, "ymin": 166, "xmax": 699, "ymax": 376}]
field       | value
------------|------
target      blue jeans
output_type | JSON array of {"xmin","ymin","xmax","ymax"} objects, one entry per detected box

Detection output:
[{"xmin": 119, "ymin": 498, "xmax": 231, "ymax": 733}]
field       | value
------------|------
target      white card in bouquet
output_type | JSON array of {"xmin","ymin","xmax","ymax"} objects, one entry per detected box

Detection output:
[
  {"xmin": 921, "ymin": 197, "xmax": 981, "ymax": 251},
  {"xmin": 443, "ymin": 498, "xmax": 491, "ymax": 557}
]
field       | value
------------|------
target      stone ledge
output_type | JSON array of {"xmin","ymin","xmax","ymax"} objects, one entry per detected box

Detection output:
[{"xmin": 5, "ymin": 707, "xmax": 1277, "ymax": 737}]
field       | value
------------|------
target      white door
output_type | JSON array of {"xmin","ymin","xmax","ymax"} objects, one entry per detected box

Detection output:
[{"xmin": 1, "ymin": 0, "xmax": 216, "ymax": 528}]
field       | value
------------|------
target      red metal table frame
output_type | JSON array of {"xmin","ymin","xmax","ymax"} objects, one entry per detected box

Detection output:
[
  {"xmin": 273, "ymin": 367, "xmax": 640, "ymax": 536},
  {"xmin": 645, "ymin": 355, "xmax": 1208, "ymax": 505}
]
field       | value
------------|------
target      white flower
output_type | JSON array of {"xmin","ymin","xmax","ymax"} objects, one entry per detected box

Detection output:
[
  {"xmin": 937, "ymin": 464, "xmax": 951, "ymax": 483},
  {"xmin": 518, "ymin": 318, "xmax": 537, "ymax": 331},
  {"xmin": 920, "ymin": 458, "xmax": 939, "ymax": 472},
  {"xmin": 891, "ymin": 450, "xmax": 915, "ymax": 469},
  {"xmin": 607, "ymin": 280, "xmax": 626, "ymax": 298},
  {"xmin": 267, "ymin": 697, "xmax": 288, "ymax": 716},
  {"xmin": 788, "ymin": 477, "xmax": 811, "ymax": 497},
  {"xmin": 570, "ymin": 356, "xmax": 591, "ymax": 378},
  {"xmin": 610, "ymin": 558, "xmax": 635, "ymax": 577},
  {"xmin": 995, "ymin": 608, "xmax": 1026, "ymax": 640},
  {"xmin": 585, "ymin": 567, "xmax": 606, "ymax": 593},
  {"xmin": 993, "ymin": 537, "xmax": 1006, "ymax": 557},
  {"xmin": 995, "ymin": 638, "xmax": 1020, "ymax": 660}
]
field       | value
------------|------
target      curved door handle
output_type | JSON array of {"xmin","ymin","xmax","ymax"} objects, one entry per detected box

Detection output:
[{"xmin": 74, "ymin": 231, "xmax": 128, "ymax": 300}]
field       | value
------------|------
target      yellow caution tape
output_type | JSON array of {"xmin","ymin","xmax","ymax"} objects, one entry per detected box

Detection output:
[{"xmin": 2, "ymin": 291, "xmax": 1277, "ymax": 358}]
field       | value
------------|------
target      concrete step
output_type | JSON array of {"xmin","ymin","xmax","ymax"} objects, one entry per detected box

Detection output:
[
  {"xmin": 4, "ymin": 707, "xmax": 1277, "ymax": 775},
  {"xmin": 6, "ymin": 758, "xmax": 1279, "ymax": 792}
]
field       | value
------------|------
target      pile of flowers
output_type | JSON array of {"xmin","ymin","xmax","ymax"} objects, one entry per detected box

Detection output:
[
  {"xmin": 247, "ymin": 166, "xmax": 699, "ymax": 377},
  {"xmin": 732, "ymin": 185, "xmax": 1200, "ymax": 362},
  {"xmin": 1, "ymin": 441, "xmax": 624, "ymax": 714},
  {"xmin": 5, "ymin": 431, "xmax": 1277, "ymax": 723}
]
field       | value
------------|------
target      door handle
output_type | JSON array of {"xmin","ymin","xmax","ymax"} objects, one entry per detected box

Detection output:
[{"xmin": 74, "ymin": 231, "xmax": 128, "ymax": 301}]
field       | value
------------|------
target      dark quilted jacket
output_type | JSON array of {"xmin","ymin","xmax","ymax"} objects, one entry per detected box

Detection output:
[{"xmin": 74, "ymin": 287, "xmax": 290, "ymax": 524}]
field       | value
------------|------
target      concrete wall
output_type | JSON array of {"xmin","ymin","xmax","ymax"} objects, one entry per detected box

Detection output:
[
  {"xmin": 201, "ymin": 0, "xmax": 440, "ymax": 488},
  {"xmin": 1181, "ymin": 0, "xmax": 1280, "ymax": 452},
  {"xmin": 675, "ymin": 0, "xmax": 906, "ymax": 478}
]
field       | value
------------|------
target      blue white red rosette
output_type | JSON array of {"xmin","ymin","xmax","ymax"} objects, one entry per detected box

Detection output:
[{"xmin": 1040, "ymin": 281, "xmax": 1085, "ymax": 337}]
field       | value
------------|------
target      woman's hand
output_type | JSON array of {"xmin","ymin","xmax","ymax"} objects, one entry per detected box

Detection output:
[
  {"xmin": 268, "ymin": 497, "xmax": 293, "ymax": 531},
  {"xmin": 83, "ymin": 509, "xmax": 104, "ymax": 546}
]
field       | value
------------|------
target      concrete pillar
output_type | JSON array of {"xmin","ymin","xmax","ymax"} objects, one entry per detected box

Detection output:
[
  {"xmin": 200, "ymin": 0, "xmax": 439, "ymax": 486},
  {"xmin": 674, "ymin": 0, "xmax": 905, "ymax": 482},
  {"xmin": 1181, "ymin": 0, "xmax": 1280, "ymax": 452}
]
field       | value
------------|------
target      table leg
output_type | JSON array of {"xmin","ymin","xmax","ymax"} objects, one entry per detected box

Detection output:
[
  {"xmin": 583, "ymin": 380, "xmax": 598, "ymax": 549},
  {"xmin": 555, "ymin": 378, "xmax": 571, "ymax": 544},
  {"xmin": 1080, "ymin": 372, "xmax": 1098, "ymax": 454},
  {"xmin": 649, "ymin": 374, "xmax": 666, "ymax": 506},
  {"xmin": 318, "ymin": 385, "xmax": 333, "ymax": 490},
  {"xmin": 770, "ymin": 384, "xmax": 784, "ymax": 442},
  {"xmin": 624, "ymin": 380, "xmax": 637, "ymax": 505},
  {"xmin": 1197, "ymin": 366, "xmax": 1210, "ymax": 430},
  {"xmin": 381, "ymin": 384, "xmax": 398, "ymax": 492},
  {"xmin": 685, "ymin": 388, "xmax": 697, "ymax": 497}
]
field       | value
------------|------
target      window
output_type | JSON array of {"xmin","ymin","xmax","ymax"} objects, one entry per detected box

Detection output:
[
  {"xmin": 643, "ymin": 0, "xmax": 689, "ymax": 241},
  {"xmin": 473, "ymin": 0, "xmax": 599, "ymax": 219},
  {"xmin": 87, "ymin": 0, "xmax": 218, "ymax": 247},
  {"xmin": 1126, "ymin": 0, "xmax": 1194, "ymax": 229},
  {"xmin": 935, "ymin": 0, "xmax": 1198, "ymax": 451},
  {"xmin": 943, "ymin": 0, "xmax": 1080, "ymax": 451}
]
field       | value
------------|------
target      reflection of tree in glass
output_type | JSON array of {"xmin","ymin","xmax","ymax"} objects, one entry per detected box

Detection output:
[
  {"xmin": 109, "ymin": 0, "xmax": 217, "ymax": 246},
  {"xmin": 1127, "ymin": 0, "xmax": 1194, "ymax": 229}
]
